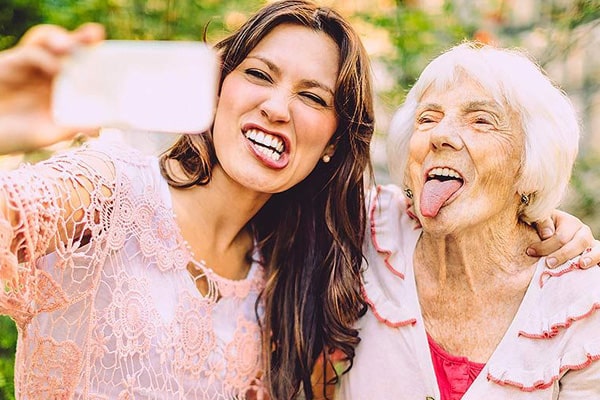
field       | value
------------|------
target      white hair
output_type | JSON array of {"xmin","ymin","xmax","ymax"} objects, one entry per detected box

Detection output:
[{"xmin": 387, "ymin": 42, "xmax": 580, "ymax": 223}]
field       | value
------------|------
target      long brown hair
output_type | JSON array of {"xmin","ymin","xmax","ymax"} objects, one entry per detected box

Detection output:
[{"xmin": 159, "ymin": 1, "xmax": 374, "ymax": 398}]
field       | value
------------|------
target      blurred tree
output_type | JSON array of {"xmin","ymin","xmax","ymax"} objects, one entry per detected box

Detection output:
[
  {"xmin": 0, "ymin": 316, "xmax": 16, "ymax": 400},
  {"xmin": 358, "ymin": 2, "xmax": 475, "ymax": 110},
  {"xmin": 0, "ymin": 0, "xmax": 43, "ymax": 49},
  {"xmin": 40, "ymin": 0, "xmax": 263, "ymax": 41}
]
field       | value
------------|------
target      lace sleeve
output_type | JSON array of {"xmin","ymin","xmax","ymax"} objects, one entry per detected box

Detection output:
[{"xmin": 0, "ymin": 146, "xmax": 115, "ymax": 323}]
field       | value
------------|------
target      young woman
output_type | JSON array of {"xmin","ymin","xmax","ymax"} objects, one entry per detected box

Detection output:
[{"xmin": 0, "ymin": 1, "xmax": 372, "ymax": 398}]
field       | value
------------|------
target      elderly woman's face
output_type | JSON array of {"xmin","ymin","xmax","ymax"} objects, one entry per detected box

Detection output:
[{"xmin": 406, "ymin": 73, "xmax": 525, "ymax": 232}]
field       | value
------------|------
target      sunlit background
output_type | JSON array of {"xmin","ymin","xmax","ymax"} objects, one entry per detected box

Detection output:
[{"xmin": 0, "ymin": 1, "xmax": 598, "ymax": 397}]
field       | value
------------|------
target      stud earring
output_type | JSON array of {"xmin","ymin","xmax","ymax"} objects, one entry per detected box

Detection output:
[
  {"xmin": 520, "ymin": 193, "xmax": 530, "ymax": 206},
  {"xmin": 404, "ymin": 188, "xmax": 413, "ymax": 199},
  {"xmin": 322, "ymin": 154, "xmax": 331, "ymax": 163}
]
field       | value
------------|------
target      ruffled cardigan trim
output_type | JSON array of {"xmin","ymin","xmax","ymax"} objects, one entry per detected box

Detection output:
[
  {"xmin": 362, "ymin": 184, "xmax": 600, "ymax": 392},
  {"xmin": 362, "ymin": 185, "xmax": 420, "ymax": 328},
  {"xmin": 487, "ymin": 338, "xmax": 600, "ymax": 391}
]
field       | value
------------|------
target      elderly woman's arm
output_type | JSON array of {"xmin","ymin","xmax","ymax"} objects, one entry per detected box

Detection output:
[
  {"xmin": 556, "ymin": 359, "xmax": 600, "ymax": 399},
  {"xmin": 528, "ymin": 210, "xmax": 600, "ymax": 269}
]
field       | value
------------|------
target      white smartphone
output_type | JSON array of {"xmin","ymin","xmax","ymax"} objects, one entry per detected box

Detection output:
[{"xmin": 52, "ymin": 40, "xmax": 220, "ymax": 134}]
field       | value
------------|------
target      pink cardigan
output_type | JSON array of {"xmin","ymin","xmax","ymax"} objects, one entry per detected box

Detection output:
[
  {"xmin": 0, "ymin": 139, "xmax": 265, "ymax": 399},
  {"xmin": 338, "ymin": 185, "xmax": 600, "ymax": 399}
]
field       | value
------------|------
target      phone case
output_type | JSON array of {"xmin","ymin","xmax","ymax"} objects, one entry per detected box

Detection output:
[{"xmin": 52, "ymin": 40, "xmax": 219, "ymax": 134}]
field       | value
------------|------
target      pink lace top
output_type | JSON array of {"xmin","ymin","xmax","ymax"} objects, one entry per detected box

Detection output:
[{"xmin": 0, "ymin": 139, "xmax": 266, "ymax": 399}]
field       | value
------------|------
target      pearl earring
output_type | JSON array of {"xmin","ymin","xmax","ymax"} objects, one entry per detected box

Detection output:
[{"xmin": 322, "ymin": 154, "xmax": 331, "ymax": 163}]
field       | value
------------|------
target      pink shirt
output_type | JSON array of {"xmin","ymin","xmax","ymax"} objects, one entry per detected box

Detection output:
[
  {"xmin": 0, "ymin": 139, "xmax": 265, "ymax": 399},
  {"xmin": 428, "ymin": 333, "xmax": 484, "ymax": 400}
]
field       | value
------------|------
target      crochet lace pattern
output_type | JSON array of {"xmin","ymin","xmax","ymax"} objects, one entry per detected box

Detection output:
[{"xmin": 0, "ymin": 141, "xmax": 265, "ymax": 399}]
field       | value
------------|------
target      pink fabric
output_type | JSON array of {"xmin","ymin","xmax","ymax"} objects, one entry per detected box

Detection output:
[
  {"xmin": 0, "ymin": 139, "xmax": 266, "ymax": 399},
  {"xmin": 428, "ymin": 333, "xmax": 484, "ymax": 400}
]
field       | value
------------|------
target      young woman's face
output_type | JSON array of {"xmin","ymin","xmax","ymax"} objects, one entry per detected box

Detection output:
[{"xmin": 212, "ymin": 23, "xmax": 340, "ymax": 193}]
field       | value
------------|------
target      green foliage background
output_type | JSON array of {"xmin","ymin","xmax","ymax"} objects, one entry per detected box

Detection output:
[{"xmin": 0, "ymin": 1, "xmax": 598, "ymax": 398}]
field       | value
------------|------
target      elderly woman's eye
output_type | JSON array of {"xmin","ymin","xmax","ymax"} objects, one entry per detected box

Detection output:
[
  {"xmin": 475, "ymin": 117, "xmax": 492, "ymax": 124},
  {"xmin": 472, "ymin": 112, "xmax": 496, "ymax": 126},
  {"xmin": 417, "ymin": 115, "xmax": 435, "ymax": 124}
]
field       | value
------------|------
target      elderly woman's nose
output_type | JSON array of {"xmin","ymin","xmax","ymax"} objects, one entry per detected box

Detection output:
[
  {"xmin": 260, "ymin": 90, "xmax": 291, "ymax": 123},
  {"xmin": 430, "ymin": 117, "xmax": 464, "ymax": 150}
]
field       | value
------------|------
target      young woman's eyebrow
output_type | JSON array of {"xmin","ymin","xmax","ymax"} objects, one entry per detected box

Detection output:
[{"xmin": 246, "ymin": 55, "xmax": 335, "ymax": 95}]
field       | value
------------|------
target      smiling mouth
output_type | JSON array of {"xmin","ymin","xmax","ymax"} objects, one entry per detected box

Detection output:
[
  {"xmin": 244, "ymin": 129, "xmax": 285, "ymax": 162},
  {"xmin": 427, "ymin": 167, "xmax": 463, "ymax": 182},
  {"xmin": 421, "ymin": 167, "xmax": 464, "ymax": 218}
]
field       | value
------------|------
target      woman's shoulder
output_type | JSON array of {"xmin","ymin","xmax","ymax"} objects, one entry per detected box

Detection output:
[
  {"xmin": 519, "ymin": 259, "xmax": 600, "ymax": 339},
  {"xmin": 365, "ymin": 184, "xmax": 422, "ymax": 272},
  {"xmin": 360, "ymin": 184, "xmax": 423, "ymax": 329},
  {"xmin": 367, "ymin": 184, "xmax": 421, "ymax": 242},
  {"xmin": 485, "ymin": 260, "xmax": 600, "ymax": 393}
]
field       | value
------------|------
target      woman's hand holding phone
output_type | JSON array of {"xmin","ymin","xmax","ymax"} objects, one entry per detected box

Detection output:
[
  {"xmin": 0, "ymin": 23, "xmax": 105, "ymax": 154},
  {"xmin": 0, "ymin": 23, "xmax": 219, "ymax": 155}
]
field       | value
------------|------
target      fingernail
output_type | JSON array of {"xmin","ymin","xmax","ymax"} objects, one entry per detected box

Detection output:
[
  {"xmin": 49, "ymin": 35, "xmax": 73, "ymax": 52},
  {"xmin": 582, "ymin": 257, "xmax": 591, "ymax": 267},
  {"xmin": 526, "ymin": 248, "xmax": 536, "ymax": 256},
  {"xmin": 546, "ymin": 257, "xmax": 557, "ymax": 268},
  {"xmin": 541, "ymin": 228, "xmax": 553, "ymax": 239}
]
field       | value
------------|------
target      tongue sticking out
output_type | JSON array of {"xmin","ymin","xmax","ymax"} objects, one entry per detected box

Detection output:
[{"xmin": 420, "ymin": 179, "xmax": 463, "ymax": 218}]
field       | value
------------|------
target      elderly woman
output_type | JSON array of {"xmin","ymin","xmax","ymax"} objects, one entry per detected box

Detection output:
[{"xmin": 338, "ymin": 43, "xmax": 600, "ymax": 399}]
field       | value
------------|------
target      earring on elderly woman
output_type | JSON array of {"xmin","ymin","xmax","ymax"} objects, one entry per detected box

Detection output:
[
  {"xmin": 404, "ymin": 188, "xmax": 413, "ymax": 199},
  {"xmin": 520, "ymin": 193, "xmax": 530, "ymax": 206}
]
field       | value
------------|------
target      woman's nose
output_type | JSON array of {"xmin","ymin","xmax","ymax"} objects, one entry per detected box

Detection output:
[
  {"xmin": 260, "ymin": 90, "xmax": 291, "ymax": 123},
  {"xmin": 430, "ymin": 117, "xmax": 464, "ymax": 151}
]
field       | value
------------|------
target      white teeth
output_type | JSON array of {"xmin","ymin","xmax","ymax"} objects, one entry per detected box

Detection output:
[
  {"xmin": 429, "ymin": 167, "xmax": 461, "ymax": 179},
  {"xmin": 256, "ymin": 144, "xmax": 281, "ymax": 161},
  {"xmin": 244, "ymin": 128, "xmax": 285, "ymax": 160}
]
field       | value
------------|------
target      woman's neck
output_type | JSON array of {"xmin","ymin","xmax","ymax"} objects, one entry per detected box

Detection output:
[
  {"xmin": 415, "ymin": 214, "xmax": 539, "ymax": 292},
  {"xmin": 168, "ymin": 161, "xmax": 271, "ymax": 280},
  {"xmin": 414, "ymin": 213, "xmax": 541, "ymax": 362}
]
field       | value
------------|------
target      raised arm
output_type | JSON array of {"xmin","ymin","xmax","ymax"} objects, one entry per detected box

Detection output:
[{"xmin": 0, "ymin": 148, "xmax": 116, "ymax": 325}]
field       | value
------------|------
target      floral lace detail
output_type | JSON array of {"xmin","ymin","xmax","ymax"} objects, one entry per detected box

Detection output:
[
  {"xmin": 24, "ymin": 337, "xmax": 82, "ymax": 399},
  {"xmin": 0, "ymin": 140, "xmax": 266, "ymax": 399},
  {"xmin": 32, "ymin": 269, "xmax": 69, "ymax": 313},
  {"xmin": 225, "ymin": 316, "xmax": 263, "ymax": 393},
  {"xmin": 193, "ymin": 257, "xmax": 265, "ymax": 300},
  {"xmin": 171, "ymin": 290, "xmax": 218, "ymax": 378},
  {"xmin": 105, "ymin": 272, "xmax": 160, "ymax": 357}
]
